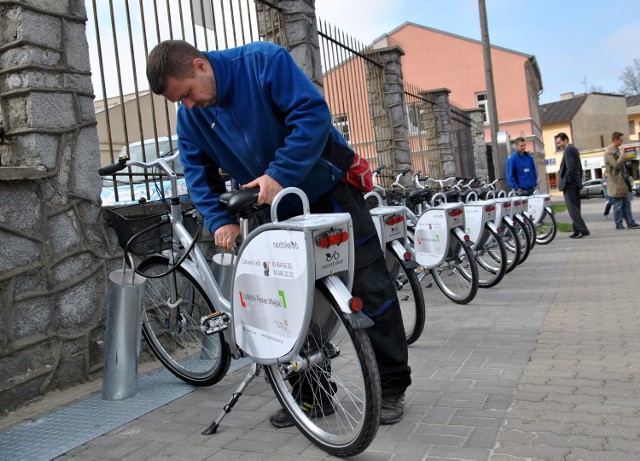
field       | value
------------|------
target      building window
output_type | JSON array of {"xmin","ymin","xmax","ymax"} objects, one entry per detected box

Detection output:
[
  {"xmin": 630, "ymin": 120, "xmax": 636, "ymax": 135},
  {"xmin": 332, "ymin": 113, "xmax": 351, "ymax": 143},
  {"xmin": 476, "ymin": 92, "xmax": 489, "ymax": 124}
]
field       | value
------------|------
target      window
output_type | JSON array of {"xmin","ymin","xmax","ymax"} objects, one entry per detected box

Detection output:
[
  {"xmin": 630, "ymin": 120, "xmax": 636, "ymax": 135},
  {"xmin": 476, "ymin": 92, "xmax": 489, "ymax": 124},
  {"xmin": 332, "ymin": 113, "xmax": 351, "ymax": 143}
]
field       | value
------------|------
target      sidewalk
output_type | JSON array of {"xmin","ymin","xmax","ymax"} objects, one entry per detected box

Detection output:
[{"xmin": 1, "ymin": 197, "xmax": 639, "ymax": 460}]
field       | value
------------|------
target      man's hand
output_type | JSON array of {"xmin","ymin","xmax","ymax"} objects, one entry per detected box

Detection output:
[
  {"xmin": 242, "ymin": 174, "xmax": 283, "ymax": 205},
  {"xmin": 214, "ymin": 223, "xmax": 241, "ymax": 251}
]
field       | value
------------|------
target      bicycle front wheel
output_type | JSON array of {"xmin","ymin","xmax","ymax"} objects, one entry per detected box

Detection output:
[
  {"xmin": 500, "ymin": 219, "xmax": 521, "ymax": 273},
  {"xmin": 431, "ymin": 231, "xmax": 479, "ymax": 304},
  {"xmin": 535, "ymin": 209, "xmax": 557, "ymax": 245},
  {"xmin": 138, "ymin": 256, "xmax": 231, "ymax": 386},
  {"xmin": 264, "ymin": 283, "xmax": 381, "ymax": 457},
  {"xmin": 386, "ymin": 247, "xmax": 426, "ymax": 345},
  {"xmin": 512, "ymin": 218, "xmax": 531, "ymax": 265},
  {"xmin": 475, "ymin": 226, "xmax": 507, "ymax": 288}
]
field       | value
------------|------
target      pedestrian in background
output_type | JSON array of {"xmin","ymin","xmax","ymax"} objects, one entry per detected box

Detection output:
[
  {"xmin": 556, "ymin": 132, "xmax": 590, "ymax": 238},
  {"xmin": 506, "ymin": 137, "xmax": 538, "ymax": 195},
  {"xmin": 604, "ymin": 131, "xmax": 640, "ymax": 230}
]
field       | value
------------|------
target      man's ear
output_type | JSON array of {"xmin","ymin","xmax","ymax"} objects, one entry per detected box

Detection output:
[{"xmin": 192, "ymin": 57, "xmax": 208, "ymax": 74}]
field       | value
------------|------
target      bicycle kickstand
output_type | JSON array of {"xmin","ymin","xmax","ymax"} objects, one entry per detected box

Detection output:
[{"xmin": 202, "ymin": 362, "xmax": 261, "ymax": 435}]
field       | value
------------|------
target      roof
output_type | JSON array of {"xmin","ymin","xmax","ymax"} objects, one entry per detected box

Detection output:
[
  {"xmin": 539, "ymin": 95, "xmax": 587, "ymax": 125},
  {"xmin": 627, "ymin": 95, "xmax": 640, "ymax": 107}
]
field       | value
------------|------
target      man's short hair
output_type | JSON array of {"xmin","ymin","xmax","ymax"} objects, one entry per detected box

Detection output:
[
  {"xmin": 146, "ymin": 40, "xmax": 206, "ymax": 94},
  {"xmin": 555, "ymin": 132, "xmax": 569, "ymax": 142},
  {"xmin": 514, "ymin": 137, "xmax": 526, "ymax": 144},
  {"xmin": 612, "ymin": 131, "xmax": 623, "ymax": 142}
]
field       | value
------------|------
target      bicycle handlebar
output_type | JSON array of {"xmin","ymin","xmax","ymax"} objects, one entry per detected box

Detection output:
[{"xmin": 98, "ymin": 150, "xmax": 181, "ymax": 177}]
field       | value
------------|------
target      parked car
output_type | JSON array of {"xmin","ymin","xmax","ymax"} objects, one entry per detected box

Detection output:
[
  {"xmin": 100, "ymin": 135, "xmax": 188, "ymax": 206},
  {"xmin": 580, "ymin": 178, "xmax": 604, "ymax": 199}
]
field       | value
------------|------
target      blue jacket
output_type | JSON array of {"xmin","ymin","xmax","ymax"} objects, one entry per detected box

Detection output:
[
  {"xmin": 506, "ymin": 151, "xmax": 537, "ymax": 191},
  {"xmin": 177, "ymin": 42, "xmax": 353, "ymax": 233}
]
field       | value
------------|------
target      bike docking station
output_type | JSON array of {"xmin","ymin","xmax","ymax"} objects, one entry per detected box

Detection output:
[
  {"xmin": 527, "ymin": 193, "xmax": 551, "ymax": 224},
  {"xmin": 103, "ymin": 255, "xmax": 146, "ymax": 400}
]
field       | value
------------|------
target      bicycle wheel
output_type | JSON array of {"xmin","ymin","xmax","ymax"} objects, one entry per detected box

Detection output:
[
  {"xmin": 385, "ymin": 247, "xmax": 425, "ymax": 345},
  {"xmin": 512, "ymin": 218, "xmax": 531, "ymax": 265},
  {"xmin": 522, "ymin": 214, "xmax": 537, "ymax": 251},
  {"xmin": 535, "ymin": 209, "xmax": 557, "ymax": 245},
  {"xmin": 264, "ymin": 283, "xmax": 381, "ymax": 457},
  {"xmin": 500, "ymin": 219, "xmax": 521, "ymax": 273},
  {"xmin": 137, "ymin": 256, "xmax": 231, "ymax": 386},
  {"xmin": 430, "ymin": 231, "xmax": 479, "ymax": 304},
  {"xmin": 474, "ymin": 226, "xmax": 507, "ymax": 288}
]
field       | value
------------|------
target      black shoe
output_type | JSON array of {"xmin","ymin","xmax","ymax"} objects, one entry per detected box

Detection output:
[
  {"xmin": 570, "ymin": 232, "xmax": 587, "ymax": 239},
  {"xmin": 616, "ymin": 226, "xmax": 626, "ymax": 230},
  {"xmin": 628, "ymin": 223, "xmax": 640, "ymax": 229},
  {"xmin": 569, "ymin": 232, "xmax": 578, "ymax": 238},
  {"xmin": 269, "ymin": 400, "xmax": 336, "ymax": 428},
  {"xmin": 380, "ymin": 393, "xmax": 405, "ymax": 425}
]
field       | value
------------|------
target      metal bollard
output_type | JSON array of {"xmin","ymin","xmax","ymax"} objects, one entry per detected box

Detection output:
[{"xmin": 103, "ymin": 262, "xmax": 146, "ymax": 400}]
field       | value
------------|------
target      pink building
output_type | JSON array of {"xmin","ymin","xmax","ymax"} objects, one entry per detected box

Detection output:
[{"xmin": 372, "ymin": 22, "xmax": 544, "ymax": 158}]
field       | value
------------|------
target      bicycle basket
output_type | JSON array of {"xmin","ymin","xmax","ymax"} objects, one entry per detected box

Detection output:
[{"xmin": 106, "ymin": 200, "xmax": 200, "ymax": 256}]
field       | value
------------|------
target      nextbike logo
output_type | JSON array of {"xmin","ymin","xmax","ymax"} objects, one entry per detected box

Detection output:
[
  {"xmin": 272, "ymin": 240, "xmax": 299, "ymax": 250},
  {"xmin": 239, "ymin": 289, "xmax": 288, "ymax": 309},
  {"xmin": 321, "ymin": 250, "xmax": 344, "ymax": 270}
]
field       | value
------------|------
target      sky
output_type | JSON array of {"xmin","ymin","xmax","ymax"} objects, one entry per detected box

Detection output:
[{"xmin": 315, "ymin": 0, "xmax": 640, "ymax": 104}]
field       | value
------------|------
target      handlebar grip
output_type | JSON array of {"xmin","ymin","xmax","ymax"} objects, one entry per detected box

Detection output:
[{"xmin": 98, "ymin": 162, "xmax": 126, "ymax": 176}]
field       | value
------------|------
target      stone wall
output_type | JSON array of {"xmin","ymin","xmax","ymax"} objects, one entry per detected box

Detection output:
[{"xmin": 0, "ymin": 0, "xmax": 114, "ymax": 415}]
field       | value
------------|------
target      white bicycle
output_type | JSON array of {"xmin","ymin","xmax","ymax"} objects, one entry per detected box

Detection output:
[{"xmin": 100, "ymin": 151, "xmax": 382, "ymax": 457}]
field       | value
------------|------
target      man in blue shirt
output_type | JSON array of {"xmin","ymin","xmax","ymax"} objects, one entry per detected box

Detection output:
[
  {"xmin": 506, "ymin": 137, "xmax": 538, "ymax": 195},
  {"xmin": 146, "ymin": 40, "xmax": 411, "ymax": 426}
]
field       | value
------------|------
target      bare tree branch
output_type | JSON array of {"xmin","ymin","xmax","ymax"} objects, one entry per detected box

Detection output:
[{"xmin": 619, "ymin": 58, "xmax": 640, "ymax": 95}]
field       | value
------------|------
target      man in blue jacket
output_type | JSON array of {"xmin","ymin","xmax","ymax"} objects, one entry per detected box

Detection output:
[
  {"xmin": 147, "ymin": 40, "xmax": 411, "ymax": 425},
  {"xmin": 506, "ymin": 137, "xmax": 538, "ymax": 195}
]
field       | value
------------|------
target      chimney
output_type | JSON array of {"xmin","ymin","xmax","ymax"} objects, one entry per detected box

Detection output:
[{"xmin": 560, "ymin": 92, "xmax": 575, "ymax": 100}]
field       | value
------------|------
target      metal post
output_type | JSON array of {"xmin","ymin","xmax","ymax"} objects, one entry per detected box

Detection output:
[{"xmin": 102, "ymin": 266, "xmax": 146, "ymax": 400}]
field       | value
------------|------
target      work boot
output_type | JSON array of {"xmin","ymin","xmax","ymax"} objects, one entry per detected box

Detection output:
[
  {"xmin": 269, "ymin": 400, "xmax": 336, "ymax": 428},
  {"xmin": 380, "ymin": 393, "xmax": 405, "ymax": 425}
]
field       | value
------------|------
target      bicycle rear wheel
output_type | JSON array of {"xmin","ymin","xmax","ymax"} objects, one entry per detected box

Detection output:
[
  {"xmin": 138, "ymin": 256, "xmax": 231, "ymax": 386},
  {"xmin": 500, "ymin": 219, "xmax": 521, "ymax": 273},
  {"xmin": 385, "ymin": 247, "xmax": 425, "ymax": 345},
  {"xmin": 475, "ymin": 226, "xmax": 507, "ymax": 288},
  {"xmin": 535, "ymin": 209, "xmax": 557, "ymax": 245},
  {"xmin": 430, "ymin": 231, "xmax": 479, "ymax": 304},
  {"xmin": 521, "ymin": 214, "xmax": 537, "ymax": 251},
  {"xmin": 264, "ymin": 283, "xmax": 381, "ymax": 457}
]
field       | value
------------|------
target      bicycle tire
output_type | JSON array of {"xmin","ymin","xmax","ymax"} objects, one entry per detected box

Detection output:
[
  {"xmin": 535, "ymin": 209, "xmax": 557, "ymax": 245},
  {"xmin": 385, "ymin": 247, "xmax": 426, "ymax": 345},
  {"xmin": 264, "ymin": 282, "xmax": 381, "ymax": 457},
  {"xmin": 522, "ymin": 214, "xmax": 537, "ymax": 251},
  {"xmin": 500, "ymin": 219, "xmax": 521, "ymax": 273},
  {"xmin": 512, "ymin": 217, "xmax": 531, "ymax": 265},
  {"xmin": 430, "ymin": 231, "xmax": 479, "ymax": 304},
  {"xmin": 137, "ymin": 255, "xmax": 232, "ymax": 386},
  {"xmin": 475, "ymin": 226, "xmax": 507, "ymax": 288}
]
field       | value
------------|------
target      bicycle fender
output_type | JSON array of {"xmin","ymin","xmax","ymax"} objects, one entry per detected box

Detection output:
[
  {"xmin": 388, "ymin": 240, "xmax": 419, "ymax": 269},
  {"xmin": 486, "ymin": 221, "xmax": 500, "ymax": 234},
  {"xmin": 453, "ymin": 226, "xmax": 473, "ymax": 247},
  {"xmin": 545, "ymin": 205, "xmax": 554, "ymax": 215},
  {"xmin": 318, "ymin": 276, "xmax": 374, "ymax": 329}
]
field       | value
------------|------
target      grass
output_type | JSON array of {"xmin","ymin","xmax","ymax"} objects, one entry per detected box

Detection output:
[{"xmin": 549, "ymin": 203, "xmax": 573, "ymax": 232}]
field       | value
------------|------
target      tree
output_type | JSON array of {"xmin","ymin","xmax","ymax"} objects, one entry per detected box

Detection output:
[{"xmin": 619, "ymin": 58, "xmax": 640, "ymax": 95}]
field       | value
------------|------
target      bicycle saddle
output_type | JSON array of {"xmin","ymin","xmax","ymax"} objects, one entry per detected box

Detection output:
[
  {"xmin": 443, "ymin": 190, "xmax": 460, "ymax": 202},
  {"xmin": 408, "ymin": 188, "xmax": 433, "ymax": 204},
  {"xmin": 218, "ymin": 188, "xmax": 264, "ymax": 218},
  {"xmin": 459, "ymin": 190, "xmax": 477, "ymax": 202}
]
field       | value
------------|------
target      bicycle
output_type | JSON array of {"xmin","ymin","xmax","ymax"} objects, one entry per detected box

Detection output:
[
  {"xmin": 99, "ymin": 151, "xmax": 382, "ymax": 457},
  {"xmin": 365, "ymin": 170, "xmax": 425, "ymax": 345}
]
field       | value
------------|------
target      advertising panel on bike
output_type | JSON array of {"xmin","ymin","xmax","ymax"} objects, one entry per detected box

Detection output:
[
  {"xmin": 414, "ymin": 209, "xmax": 450, "ymax": 267},
  {"xmin": 233, "ymin": 230, "xmax": 311, "ymax": 363},
  {"xmin": 527, "ymin": 195, "xmax": 547, "ymax": 223}
]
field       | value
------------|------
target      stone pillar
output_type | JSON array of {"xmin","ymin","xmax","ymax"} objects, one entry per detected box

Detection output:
[
  {"xmin": 421, "ymin": 88, "xmax": 456, "ymax": 178},
  {"xmin": 0, "ymin": 1, "xmax": 107, "ymax": 414},
  {"xmin": 466, "ymin": 107, "xmax": 489, "ymax": 183},
  {"xmin": 367, "ymin": 46, "xmax": 411, "ymax": 183},
  {"xmin": 257, "ymin": 0, "xmax": 323, "ymax": 93}
]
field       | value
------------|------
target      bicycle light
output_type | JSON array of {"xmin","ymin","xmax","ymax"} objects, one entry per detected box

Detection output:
[
  {"xmin": 403, "ymin": 251, "xmax": 412, "ymax": 261},
  {"xmin": 349, "ymin": 296, "xmax": 363, "ymax": 312},
  {"xmin": 385, "ymin": 215, "xmax": 404, "ymax": 226},
  {"xmin": 316, "ymin": 229, "xmax": 348, "ymax": 248}
]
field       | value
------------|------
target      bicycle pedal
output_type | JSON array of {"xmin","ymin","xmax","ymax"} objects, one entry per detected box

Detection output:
[{"xmin": 201, "ymin": 312, "xmax": 229, "ymax": 334}]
